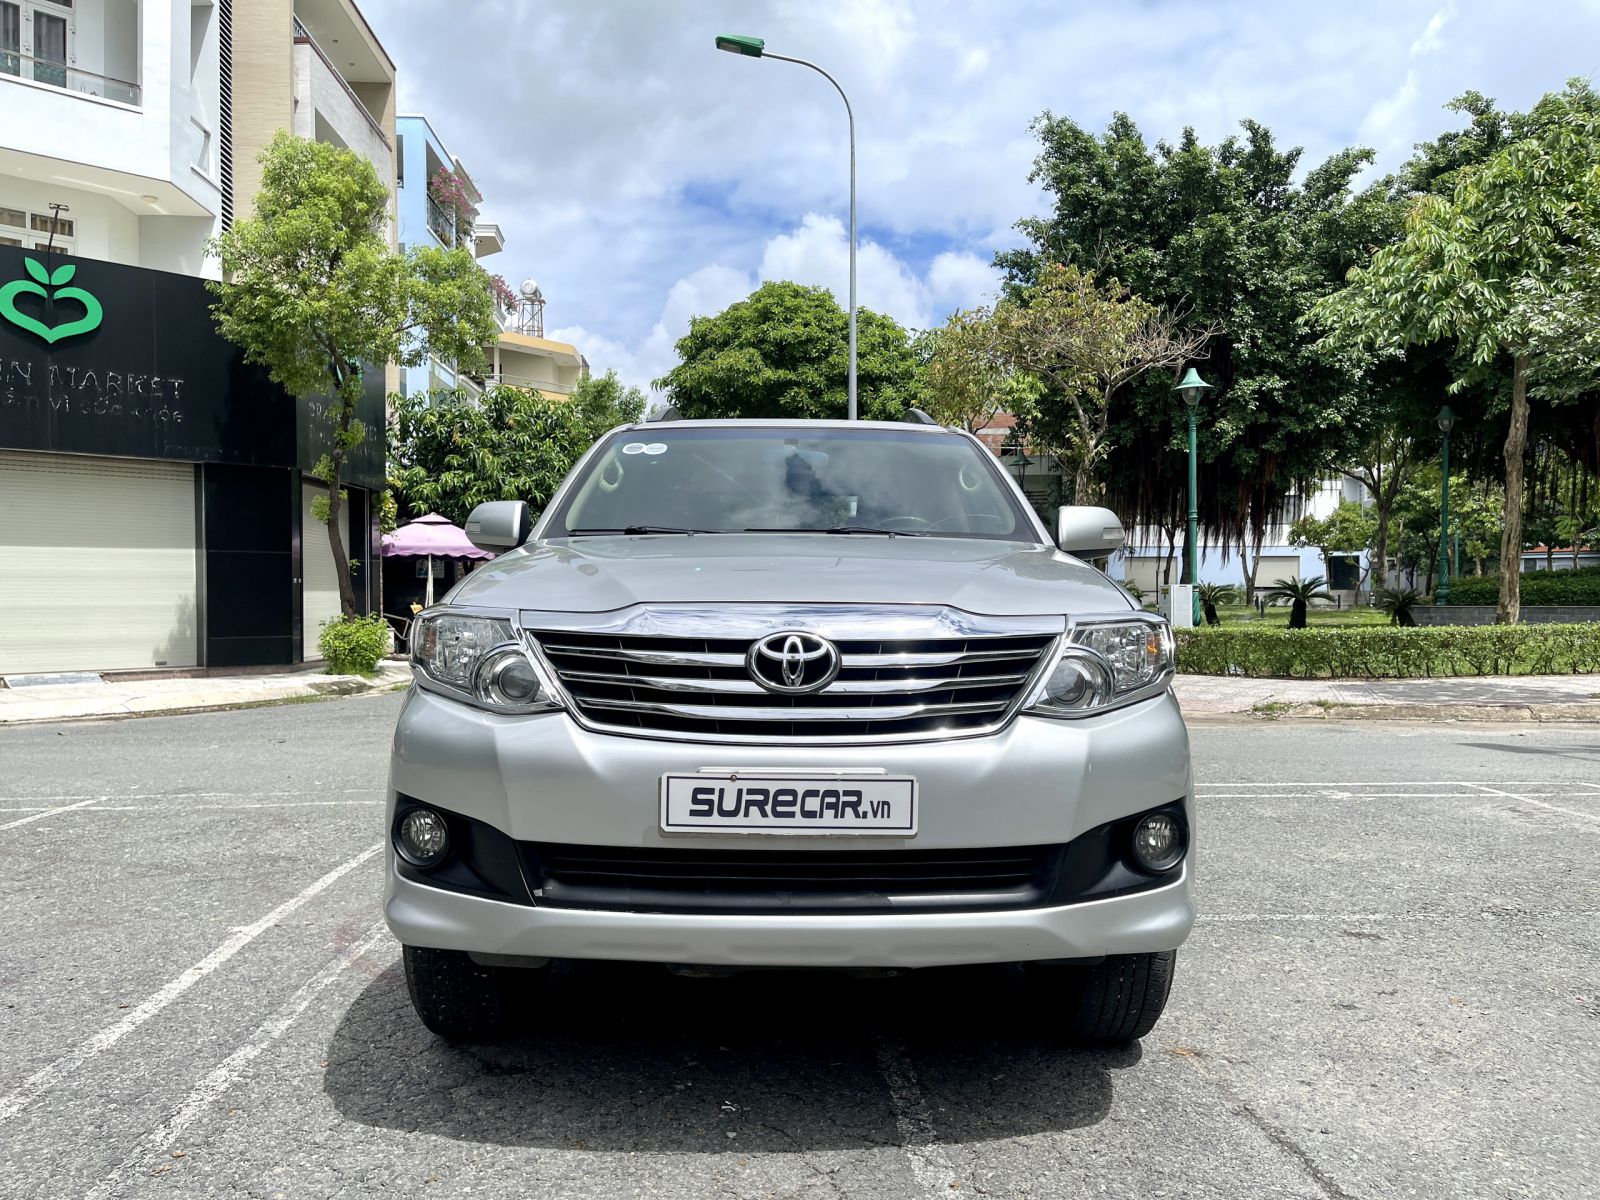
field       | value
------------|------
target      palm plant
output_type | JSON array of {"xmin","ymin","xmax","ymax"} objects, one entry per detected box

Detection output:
[
  {"xmin": 1122, "ymin": 579, "xmax": 1146, "ymax": 603},
  {"xmin": 1378, "ymin": 585, "xmax": 1421, "ymax": 627},
  {"xmin": 1195, "ymin": 582, "xmax": 1237, "ymax": 627},
  {"xmin": 1263, "ymin": 575, "xmax": 1334, "ymax": 629}
]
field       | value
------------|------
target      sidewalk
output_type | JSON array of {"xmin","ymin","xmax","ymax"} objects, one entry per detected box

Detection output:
[
  {"xmin": 0, "ymin": 662, "xmax": 411, "ymax": 725},
  {"xmin": 1175, "ymin": 672, "xmax": 1600, "ymax": 721},
  {"xmin": 3, "ymin": 662, "xmax": 1596, "ymax": 726}
]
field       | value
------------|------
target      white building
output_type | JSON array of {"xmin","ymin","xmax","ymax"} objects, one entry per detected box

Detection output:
[{"xmin": 0, "ymin": 0, "xmax": 396, "ymax": 676}]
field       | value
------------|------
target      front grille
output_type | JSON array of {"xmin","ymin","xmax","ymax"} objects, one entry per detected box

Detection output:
[
  {"xmin": 529, "ymin": 629, "xmax": 1056, "ymax": 741},
  {"xmin": 525, "ymin": 842, "xmax": 1064, "ymax": 914}
]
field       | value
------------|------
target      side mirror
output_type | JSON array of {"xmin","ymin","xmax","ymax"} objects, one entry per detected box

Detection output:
[
  {"xmin": 464, "ymin": 501, "xmax": 533, "ymax": 552},
  {"xmin": 1056, "ymin": 506, "xmax": 1126, "ymax": 557}
]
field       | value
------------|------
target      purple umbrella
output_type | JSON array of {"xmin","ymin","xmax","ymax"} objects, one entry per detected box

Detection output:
[{"xmin": 382, "ymin": 513, "xmax": 494, "ymax": 606}]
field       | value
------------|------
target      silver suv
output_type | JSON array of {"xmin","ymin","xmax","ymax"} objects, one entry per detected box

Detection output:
[{"xmin": 387, "ymin": 419, "xmax": 1193, "ymax": 1044}]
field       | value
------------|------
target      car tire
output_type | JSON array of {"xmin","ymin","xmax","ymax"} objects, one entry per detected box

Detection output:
[
  {"xmin": 402, "ymin": 945, "xmax": 538, "ymax": 1042},
  {"xmin": 1027, "ymin": 951, "xmax": 1176, "ymax": 1045}
]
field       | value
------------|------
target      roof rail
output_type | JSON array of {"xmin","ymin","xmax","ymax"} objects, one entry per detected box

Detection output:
[{"xmin": 903, "ymin": 407, "xmax": 940, "ymax": 426}]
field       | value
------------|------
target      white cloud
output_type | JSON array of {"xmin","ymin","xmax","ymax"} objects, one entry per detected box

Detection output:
[{"xmin": 371, "ymin": 0, "xmax": 1600, "ymax": 398}]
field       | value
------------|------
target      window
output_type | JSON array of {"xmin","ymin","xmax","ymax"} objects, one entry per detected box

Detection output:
[
  {"xmin": 30, "ymin": 4, "xmax": 68, "ymax": 90},
  {"xmin": 0, "ymin": 205, "xmax": 73, "ymax": 254},
  {"xmin": 1, "ymin": 4, "xmax": 19, "ymax": 76},
  {"xmin": 395, "ymin": 134, "xmax": 404, "ymax": 186}
]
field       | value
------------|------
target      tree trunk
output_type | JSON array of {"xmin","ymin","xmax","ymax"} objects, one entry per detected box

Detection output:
[
  {"xmin": 1239, "ymin": 543, "xmax": 1255, "ymax": 606},
  {"xmin": 325, "ymin": 365, "xmax": 360, "ymax": 619},
  {"xmin": 1371, "ymin": 505, "xmax": 1390, "ymax": 593},
  {"xmin": 1497, "ymin": 355, "xmax": 1530, "ymax": 625}
]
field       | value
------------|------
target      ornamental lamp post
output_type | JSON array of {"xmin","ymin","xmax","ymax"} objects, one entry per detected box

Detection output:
[
  {"xmin": 1436, "ymin": 404, "xmax": 1456, "ymax": 605},
  {"xmin": 1175, "ymin": 368, "xmax": 1213, "ymax": 627},
  {"xmin": 716, "ymin": 33, "xmax": 859, "ymax": 420}
]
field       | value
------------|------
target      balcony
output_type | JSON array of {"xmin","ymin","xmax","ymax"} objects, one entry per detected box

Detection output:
[
  {"xmin": 291, "ymin": 18, "xmax": 391, "ymax": 180},
  {"xmin": 426, "ymin": 195, "xmax": 466, "ymax": 248},
  {"xmin": 0, "ymin": 50, "xmax": 140, "ymax": 107}
]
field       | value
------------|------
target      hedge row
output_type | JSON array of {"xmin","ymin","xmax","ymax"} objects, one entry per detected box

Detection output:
[
  {"xmin": 1447, "ymin": 565, "xmax": 1600, "ymax": 606},
  {"xmin": 1175, "ymin": 624, "xmax": 1600, "ymax": 678}
]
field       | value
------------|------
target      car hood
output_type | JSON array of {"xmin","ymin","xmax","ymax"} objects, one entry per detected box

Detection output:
[{"xmin": 445, "ymin": 534, "xmax": 1134, "ymax": 617}]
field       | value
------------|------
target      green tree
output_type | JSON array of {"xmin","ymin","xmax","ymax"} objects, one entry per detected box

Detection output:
[
  {"xmin": 654, "ymin": 281, "xmax": 917, "ymax": 420},
  {"xmin": 998, "ymin": 264, "xmax": 1216, "ymax": 502},
  {"xmin": 1288, "ymin": 499, "xmax": 1377, "ymax": 585},
  {"xmin": 998, "ymin": 114, "xmax": 1379, "ymax": 598},
  {"xmin": 390, "ymin": 382, "xmax": 628, "ymax": 526},
  {"xmin": 914, "ymin": 306, "xmax": 1032, "ymax": 433},
  {"xmin": 1313, "ymin": 88, "xmax": 1600, "ymax": 623},
  {"xmin": 211, "ymin": 132, "xmax": 498, "ymax": 615},
  {"xmin": 570, "ymin": 368, "xmax": 648, "ymax": 431}
]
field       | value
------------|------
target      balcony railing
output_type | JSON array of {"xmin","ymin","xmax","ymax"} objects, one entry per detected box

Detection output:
[
  {"xmin": 478, "ymin": 373, "xmax": 573, "ymax": 397},
  {"xmin": 0, "ymin": 51, "xmax": 141, "ymax": 106}
]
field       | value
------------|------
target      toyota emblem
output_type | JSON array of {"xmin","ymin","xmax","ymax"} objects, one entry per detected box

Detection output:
[{"xmin": 746, "ymin": 631, "xmax": 841, "ymax": 695}]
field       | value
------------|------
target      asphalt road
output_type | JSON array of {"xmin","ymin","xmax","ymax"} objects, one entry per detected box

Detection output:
[{"xmin": 3, "ymin": 695, "xmax": 1598, "ymax": 1199}]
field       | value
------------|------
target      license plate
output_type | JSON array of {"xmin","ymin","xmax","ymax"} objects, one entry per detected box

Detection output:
[{"xmin": 660, "ymin": 772, "xmax": 917, "ymax": 836}]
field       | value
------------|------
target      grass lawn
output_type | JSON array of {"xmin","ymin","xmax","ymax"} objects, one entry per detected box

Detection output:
[{"xmin": 1136, "ymin": 601, "xmax": 1392, "ymax": 627}]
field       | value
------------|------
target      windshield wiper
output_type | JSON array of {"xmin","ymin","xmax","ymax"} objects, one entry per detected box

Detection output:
[
  {"xmin": 566, "ymin": 525, "xmax": 722, "ymax": 536},
  {"xmin": 743, "ymin": 526, "xmax": 926, "ymax": 537}
]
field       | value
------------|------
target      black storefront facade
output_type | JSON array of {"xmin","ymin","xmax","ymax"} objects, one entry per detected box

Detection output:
[{"xmin": 0, "ymin": 245, "xmax": 385, "ymax": 674}]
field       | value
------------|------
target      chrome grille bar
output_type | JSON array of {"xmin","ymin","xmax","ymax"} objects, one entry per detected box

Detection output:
[
  {"xmin": 524, "ymin": 606, "xmax": 1061, "ymax": 743},
  {"xmin": 579, "ymin": 697, "xmax": 1014, "ymax": 722},
  {"xmin": 556, "ymin": 670, "xmax": 1033, "ymax": 695}
]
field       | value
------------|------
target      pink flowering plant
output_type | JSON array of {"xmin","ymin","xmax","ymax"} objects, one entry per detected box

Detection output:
[
  {"xmin": 489, "ymin": 273, "xmax": 518, "ymax": 311},
  {"xmin": 428, "ymin": 168, "xmax": 478, "ymax": 222}
]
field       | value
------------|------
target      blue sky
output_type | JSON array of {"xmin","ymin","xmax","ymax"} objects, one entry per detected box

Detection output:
[{"xmin": 369, "ymin": 0, "xmax": 1600, "ymax": 394}]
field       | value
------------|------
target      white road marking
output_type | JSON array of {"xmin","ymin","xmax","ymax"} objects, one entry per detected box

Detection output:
[
  {"xmin": 0, "ymin": 788, "xmax": 377, "ymax": 804},
  {"xmin": 83, "ymin": 923, "xmax": 391, "ymax": 1200},
  {"xmin": 873, "ymin": 1037, "xmax": 965, "ymax": 1197},
  {"xmin": 0, "ymin": 798, "xmax": 100, "ymax": 830},
  {"xmin": 0, "ymin": 843, "xmax": 382, "ymax": 1126},
  {"xmin": 1460, "ymin": 781, "xmax": 1600, "ymax": 824}
]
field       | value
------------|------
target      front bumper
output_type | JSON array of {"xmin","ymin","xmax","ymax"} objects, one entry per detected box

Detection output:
[
  {"xmin": 385, "ymin": 858, "xmax": 1192, "ymax": 968},
  {"xmin": 385, "ymin": 684, "xmax": 1195, "ymax": 967}
]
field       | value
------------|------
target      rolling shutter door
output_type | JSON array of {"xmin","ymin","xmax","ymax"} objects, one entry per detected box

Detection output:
[
  {"xmin": 301, "ymin": 481, "xmax": 351, "ymax": 659},
  {"xmin": 0, "ymin": 451, "xmax": 197, "ymax": 673},
  {"xmin": 1253, "ymin": 555, "xmax": 1300, "ymax": 589}
]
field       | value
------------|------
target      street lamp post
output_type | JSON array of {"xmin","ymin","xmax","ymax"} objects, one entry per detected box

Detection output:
[
  {"xmin": 1436, "ymin": 405, "xmax": 1456, "ymax": 605},
  {"xmin": 716, "ymin": 34, "xmax": 858, "ymax": 419},
  {"xmin": 1175, "ymin": 368, "xmax": 1213, "ymax": 627}
]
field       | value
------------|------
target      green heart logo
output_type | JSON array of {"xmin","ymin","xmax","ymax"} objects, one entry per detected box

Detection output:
[{"xmin": 0, "ymin": 257, "xmax": 104, "ymax": 344}]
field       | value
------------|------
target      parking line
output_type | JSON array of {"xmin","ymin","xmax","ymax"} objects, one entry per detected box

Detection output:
[
  {"xmin": 1460, "ymin": 781, "xmax": 1600, "ymax": 824},
  {"xmin": 0, "ymin": 798, "xmax": 100, "ymax": 830},
  {"xmin": 82, "ymin": 922, "xmax": 391, "ymax": 1200},
  {"xmin": 0, "ymin": 843, "xmax": 382, "ymax": 1126}
]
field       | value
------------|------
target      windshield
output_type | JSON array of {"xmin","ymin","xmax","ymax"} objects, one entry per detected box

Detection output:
[{"xmin": 545, "ymin": 426, "xmax": 1037, "ymax": 542}]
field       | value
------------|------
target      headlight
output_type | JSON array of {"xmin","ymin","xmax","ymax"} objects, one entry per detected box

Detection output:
[
  {"xmin": 410, "ymin": 611, "xmax": 561, "ymax": 714},
  {"xmin": 1025, "ymin": 616, "xmax": 1174, "ymax": 719}
]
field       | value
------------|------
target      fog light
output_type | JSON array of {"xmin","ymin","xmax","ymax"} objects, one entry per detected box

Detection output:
[
  {"xmin": 397, "ymin": 807, "xmax": 449, "ymax": 867},
  {"xmin": 1131, "ymin": 812, "xmax": 1185, "ymax": 872}
]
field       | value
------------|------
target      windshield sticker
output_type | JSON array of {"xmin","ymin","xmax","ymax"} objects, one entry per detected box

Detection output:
[
  {"xmin": 643, "ymin": 443, "xmax": 668, "ymax": 455},
  {"xmin": 621, "ymin": 442, "xmax": 648, "ymax": 455}
]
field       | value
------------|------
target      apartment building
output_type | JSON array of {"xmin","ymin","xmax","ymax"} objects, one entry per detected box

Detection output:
[
  {"xmin": 0, "ymin": 0, "xmax": 395, "ymax": 675},
  {"xmin": 393, "ymin": 112, "xmax": 584, "ymax": 407}
]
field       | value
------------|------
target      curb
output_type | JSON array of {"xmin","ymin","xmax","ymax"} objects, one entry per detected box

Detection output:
[
  {"xmin": 1189, "ymin": 702, "xmax": 1600, "ymax": 723},
  {"xmin": 0, "ymin": 673, "xmax": 410, "ymax": 727}
]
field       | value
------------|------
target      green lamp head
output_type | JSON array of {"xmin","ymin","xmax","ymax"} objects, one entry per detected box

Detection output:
[
  {"xmin": 715, "ymin": 34, "xmax": 765, "ymax": 57},
  {"xmin": 1174, "ymin": 367, "xmax": 1213, "ymax": 409}
]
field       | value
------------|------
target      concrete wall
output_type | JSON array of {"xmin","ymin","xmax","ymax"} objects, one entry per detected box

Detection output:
[
  {"xmin": 1416, "ymin": 607, "xmax": 1600, "ymax": 626},
  {"xmin": 230, "ymin": 0, "xmax": 293, "ymax": 222}
]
